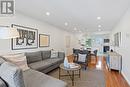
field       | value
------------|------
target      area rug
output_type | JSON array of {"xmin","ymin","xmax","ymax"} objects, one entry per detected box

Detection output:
[{"xmin": 49, "ymin": 68, "xmax": 105, "ymax": 87}]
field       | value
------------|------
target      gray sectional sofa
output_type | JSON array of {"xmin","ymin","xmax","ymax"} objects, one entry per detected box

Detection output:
[
  {"xmin": 26, "ymin": 50, "xmax": 65, "ymax": 73},
  {"xmin": 0, "ymin": 50, "xmax": 67, "ymax": 87}
]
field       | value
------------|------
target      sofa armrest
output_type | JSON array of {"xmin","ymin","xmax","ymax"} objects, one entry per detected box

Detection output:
[{"xmin": 58, "ymin": 52, "xmax": 65, "ymax": 58}]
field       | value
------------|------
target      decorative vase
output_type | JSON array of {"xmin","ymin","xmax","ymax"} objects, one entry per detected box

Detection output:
[{"xmin": 63, "ymin": 57, "xmax": 69, "ymax": 68}]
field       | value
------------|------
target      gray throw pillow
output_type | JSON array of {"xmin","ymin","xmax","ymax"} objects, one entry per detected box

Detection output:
[
  {"xmin": 0, "ymin": 62, "xmax": 25, "ymax": 87},
  {"xmin": 26, "ymin": 51, "xmax": 42, "ymax": 64}
]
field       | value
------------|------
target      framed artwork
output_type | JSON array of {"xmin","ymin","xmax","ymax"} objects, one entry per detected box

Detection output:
[
  {"xmin": 39, "ymin": 34, "xmax": 50, "ymax": 47},
  {"xmin": 11, "ymin": 24, "xmax": 38, "ymax": 50},
  {"xmin": 114, "ymin": 32, "xmax": 121, "ymax": 47}
]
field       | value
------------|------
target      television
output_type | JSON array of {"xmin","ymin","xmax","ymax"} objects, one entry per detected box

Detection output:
[{"xmin": 104, "ymin": 39, "xmax": 110, "ymax": 43}]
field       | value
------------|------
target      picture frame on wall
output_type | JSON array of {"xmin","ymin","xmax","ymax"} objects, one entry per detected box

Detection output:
[
  {"xmin": 39, "ymin": 34, "xmax": 50, "ymax": 47},
  {"xmin": 114, "ymin": 32, "xmax": 121, "ymax": 47},
  {"xmin": 11, "ymin": 24, "xmax": 38, "ymax": 50}
]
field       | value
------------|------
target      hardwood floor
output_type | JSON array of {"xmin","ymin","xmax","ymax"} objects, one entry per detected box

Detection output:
[{"xmin": 88, "ymin": 56, "xmax": 130, "ymax": 87}]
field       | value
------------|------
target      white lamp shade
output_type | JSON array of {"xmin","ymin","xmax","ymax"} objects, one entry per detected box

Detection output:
[{"xmin": 0, "ymin": 27, "xmax": 19, "ymax": 39}]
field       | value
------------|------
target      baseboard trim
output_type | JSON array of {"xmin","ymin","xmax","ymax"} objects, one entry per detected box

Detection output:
[{"xmin": 121, "ymin": 71, "xmax": 130, "ymax": 86}]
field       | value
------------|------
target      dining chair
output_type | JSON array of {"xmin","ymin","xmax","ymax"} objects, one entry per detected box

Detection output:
[{"xmin": 75, "ymin": 53, "xmax": 88, "ymax": 70}]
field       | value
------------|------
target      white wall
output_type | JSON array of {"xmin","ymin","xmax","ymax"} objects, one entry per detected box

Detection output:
[
  {"xmin": 0, "ymin": 12, "xmax": 78, "ymax": 55},
  {"xmin": 111, "ymin": 7, "xmax": 130, "ymax": 85}
]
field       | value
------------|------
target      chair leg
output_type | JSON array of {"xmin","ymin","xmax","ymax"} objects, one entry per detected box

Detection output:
[
  {"xmin": 95, "ymin": 56, "xmax": 97, "ymax": 62},
  {"xmin": 85, "ymin": 66, "xmax": 87, "ymax": 70},
  {"xmin": 84, "ymin": 63, "xmax": 87, "ymax": 70}
]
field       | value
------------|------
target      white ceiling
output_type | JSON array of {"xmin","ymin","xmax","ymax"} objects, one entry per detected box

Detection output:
[{"xmin": 15, "ymin": 0, "xmax": 130, "ymax": 33}]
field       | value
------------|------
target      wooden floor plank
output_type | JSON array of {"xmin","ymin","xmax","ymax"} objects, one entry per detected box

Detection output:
[
  {"xmin": 88, "ymin": 56, "xmax": 130, "ymax": 87},
  {"xmin": 68, "ymin": 55, "xmax": 130, "ymax": 87}
]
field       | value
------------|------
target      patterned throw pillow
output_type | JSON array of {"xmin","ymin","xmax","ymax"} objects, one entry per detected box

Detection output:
[
  {"xmin": 0, "ymin": 62, "xmax": 25, "ymax": 87},
  {"xmin": 78, "ymin": 54, "xmax": 87, "ymax": 62},
  {"xmin": 0, "ymin": 57, "xmax": 6, "ymax": 65},
  {"xmin": 51, "ymin": 51, "xmax": 58, "ymax": 58}
]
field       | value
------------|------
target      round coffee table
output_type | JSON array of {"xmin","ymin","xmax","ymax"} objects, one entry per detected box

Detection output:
[{"xmin": 59, "ymin": 63, "xmax": 81, "ymax": 86}]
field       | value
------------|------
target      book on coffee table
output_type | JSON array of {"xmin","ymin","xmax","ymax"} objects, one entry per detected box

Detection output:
[{"xmin": 69, "ymin": 63, "xmax": 79, "ymax": 68}]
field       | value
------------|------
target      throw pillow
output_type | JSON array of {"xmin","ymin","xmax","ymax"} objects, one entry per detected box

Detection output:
[
  {"xmin": 3, "ymin": 53, "xmax": 25, "ymax": 58},
  {"xmin": 0, "ymin": 57, "xmax": 6, "ymax": 65},
  {"xmin": 3, "ymin": 54, "xmax": 29, "ymax": 71},
  {"xmin": 0, "ymin": 62, "xmax": 25, "ymax": 87},
  {"xmin": 51, "ymin": 51, "xmax": 58, "ymax": 58},
  {"xmin": 78, "ymin": 54, "xmax": 87, "ymax": 62}
]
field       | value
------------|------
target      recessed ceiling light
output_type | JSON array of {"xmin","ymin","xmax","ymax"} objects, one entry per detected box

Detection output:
[
  {"xmin": 98, "ymin": 25, "xmax": 101, "ymax": 27},
  {"xmin": 74, "ymin": 27, "xmax": 77, "ymax": 30},
  {"xmin": 98, "ymin": 29, "xmax": 101, "ymax": 31},
  {"xmin": 97, "ymin": 17, "xmax": 101, "ymax": 20},
  {"xmin": 46, "ymin": 12, "xmax": 50, "ymax": 16},
  {"xmin": 79, "ymin": 30, "xmax": 82, "ymax": 33},
  {"xmin": 64, "ymin": 22, "xmax": 68, "ymax": 26}
]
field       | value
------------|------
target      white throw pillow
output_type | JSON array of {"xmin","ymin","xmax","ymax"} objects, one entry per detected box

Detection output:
[
  {"xmin": 0, "ymin": 62, "xmax": 25, "ymax": 87},
  {"xmin": 51, "ymin": 51, "xmax": 58, "ymax": 58},
  {"xmin": 3, "ymin": 54, "xmax": 29, "ymax": 71},
  {"xmin": 78, "ymin": 54, "xmax": 87, "ymax": 62}
]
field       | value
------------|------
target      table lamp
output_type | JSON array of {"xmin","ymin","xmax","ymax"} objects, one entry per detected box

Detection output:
[{"xmin": 0, "ymin": 26, "xmax": 19, "ymax": 39}]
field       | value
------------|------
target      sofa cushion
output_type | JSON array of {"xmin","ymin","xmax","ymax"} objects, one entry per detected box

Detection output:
[
  {"xmin": 0, "ymin": 62, "xmax": 25, "ymax": 87},
  {"xmin": 23, "ymin": 69, "xmax": 67, "ymax": 87},
  {"xmin": 0, "ymin": 78, "xmax": 7, "ymax": 87},
  {"xmin": 28, "ymin": 61, "xmax": 52, "ymax": 71},
  {"xmin": 58, "ymin": 52, "xmax": 65, "ymax": 58},
  {"xmin": 28, "ymin": 58, "xmax": 63, "ymax": 71},
  {"xmin": 44, "ymin": 58, "xmax": 64, "ymax": 65},
  {"xmin": 41, "ymin": 50, "xmax": 51, "ymax": 60},
  {"xmin": 26, "ymin": 51, "xmax": 42, "ymax": 64}
]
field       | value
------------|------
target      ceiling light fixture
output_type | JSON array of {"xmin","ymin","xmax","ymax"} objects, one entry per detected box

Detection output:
[
  {"xmin": 98, "ymin": 29, "xmax": 101, "ymax": 31},
  {"xmin": 64, "ymin": 22, "xmax": 68, "ymax": 26},
  {"xmin": 97, "ymin": 17, "xmax": 101, "ymax": 20},
  {"xmin": 46, "ymin": 12, "xmax": 50, "ymax": 16},
  {"xmin": 98, "ymin": 25, "xmax": 101, "ymax": 27},
  {"xmin": 74, "ymin": 27, "xmax": 77, "ymax": 30},
  {"xmin": 79, "ymin": 30, "xmax": 82, "ymax": 33}
]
